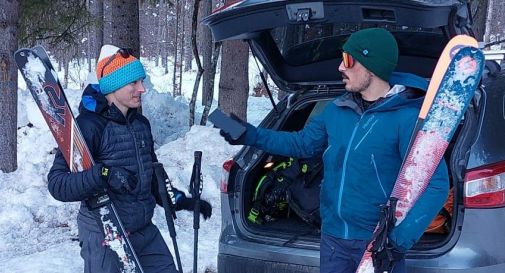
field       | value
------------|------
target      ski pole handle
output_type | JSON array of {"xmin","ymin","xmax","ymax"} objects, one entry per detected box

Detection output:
[
  {"xmin": 194, "ymin": 151, "xmax": 202, "ymax": 192},
  {"xmin": 192, "ymin": 151, "xmax": 202, "ymax": 230}
]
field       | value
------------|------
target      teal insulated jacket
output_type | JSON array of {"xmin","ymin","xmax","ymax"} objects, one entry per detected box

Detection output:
[{"xmin": 244, "ymin": 85, "xmax": 449, "ymax": 251}]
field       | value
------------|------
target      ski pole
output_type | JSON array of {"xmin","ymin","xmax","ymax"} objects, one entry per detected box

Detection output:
[
  {"xmin": 153, "ymin": 163, "xmax": 183, "ymax": 273},
  {"xmin": 190, "ymin": 151, "xmax": 203, "ymax": 273}
]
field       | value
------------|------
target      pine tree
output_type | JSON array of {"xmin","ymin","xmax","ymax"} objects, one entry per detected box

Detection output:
[{"xmin": 0, "ymin": 0, "xmax": 19, "ymax": 173}]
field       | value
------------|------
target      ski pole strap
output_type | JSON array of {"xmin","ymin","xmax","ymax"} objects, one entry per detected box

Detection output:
[{"xmin": 370, "ymin": 197, "xmax": 398, "ymax": 252}]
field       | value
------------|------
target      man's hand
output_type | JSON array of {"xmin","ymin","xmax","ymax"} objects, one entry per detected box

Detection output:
[
  {"xmin": 219, "ymin": 113, "xmax": 256, "ymax": 145},
  {"xmin": 101, "ymin": 166, "xmax": 138, "ymax": 193},
  {"xmin": 175, "ymin": 193, "xmax": 213, "ymax": 220},
  {"xmin": 371, "ymin": 242, "xmax": 405, "ymax": 273}
]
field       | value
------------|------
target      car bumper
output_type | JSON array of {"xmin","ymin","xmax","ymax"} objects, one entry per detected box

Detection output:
[
  {"xmin": 407, "ymin": 263, "xmax": 505, "ymax": 273},
  {"xmin": 219, "ymin": 232, "xmax": 320, "ymax": 268},
  {"xmin": 218, "ymin": 253, "xmax": 319, "ymax": 273}
]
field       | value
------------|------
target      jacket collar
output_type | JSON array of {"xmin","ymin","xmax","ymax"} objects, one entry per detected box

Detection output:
[
  {"xmin": 79, "ymin": 84, "xmax": 137, "ymax": 123},
  {"xmin": 334, "ymin": 85, "xmax": 425, "ymax": 115},
  {"xmin": 334, "ymin": 72, "xmax": 427, "ymax": 114}
]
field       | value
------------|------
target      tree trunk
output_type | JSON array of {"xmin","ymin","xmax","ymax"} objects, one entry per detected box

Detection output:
[
  {"xmin": 0, "ymin": 0, "xmax": 19, "ymax": 172},
  {"xmin": 177, "ymin": 0, "xmax": 185, "ymax": 92},
  {"xmin": 103, "ymin": 0, "xmax": 141, "ymax": 57},
  {"xmin": 484, "ymin": 0, "xmax": 505, "ymax": 49},
  {"xmin": 218, "ymin": 39, "xmax": 249, "ymax": 120},
  {"xmin": 156, "ymin": 0, "xmax": 163, "ymax": 64},
  {"xmin": 200, "ymin": 0, "xmax": 212, "ymax": 106},
  {"xmin": 172, "ymin": 0, "xmax": 181, "ymax": 96},
  {"xmin": 87, "ymin": 28, "xmax": 93, "ymax": 72},
  {"xmin": 63, "ymin": 55, "xmax": 69, "ymax": 89},
  {"xmin": 471, "ymin": 0, "xmax": 488, "ymax": 41},
  {"xmin": 183, "ymin": 0, "xmax": 193, "ymax": 71},
  {"xmin": 200, "ymin": 42, "xmax": 221, "ymax": 125},
  {"xmin": 189, "ymin": 0, "xmax": 202, "ymax": 126},
  {"xmin": 88, "ymin": 0, "xmax": 104, "ymax": 59}
]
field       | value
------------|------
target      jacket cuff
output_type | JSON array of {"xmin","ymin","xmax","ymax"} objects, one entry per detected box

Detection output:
[
  {"xmin": 388, "ymin": 228, "xmax": 410, "ymax": 253},
  {"xmin": 243, "ymin": 123, "xmax": 258, "ymax": 145},
  {"xmin": 92, "ymin": 163, "xmax": 108, "ymax": 189}
]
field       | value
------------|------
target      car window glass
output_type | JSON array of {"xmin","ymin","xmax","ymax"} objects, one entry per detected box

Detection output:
[{"xmin": 270, "ymin": 23, "xmax": 446, "ymax": 66}]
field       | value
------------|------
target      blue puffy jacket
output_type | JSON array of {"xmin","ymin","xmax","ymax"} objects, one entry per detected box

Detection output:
[
  {"xmin": 243, "ymin": 84, "xmax": 449, "ymax": 251},
  {"xmin": 47, "ymin": 84, "xmax": 184, "ymax": 234}
]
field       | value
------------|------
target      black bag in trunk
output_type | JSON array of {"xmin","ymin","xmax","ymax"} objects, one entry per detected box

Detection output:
[
  {"xmin": 248, "ymin": 156, "xmax": 323, "ymax": 227},
  {"xmin": 286, "ymin": 162, "xmax": 323, "ymax": 228}
]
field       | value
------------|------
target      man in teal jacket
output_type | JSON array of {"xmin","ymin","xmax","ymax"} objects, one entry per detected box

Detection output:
[{"xmin": 219, "ymin": 28, "xmax": 449, "ymax": 273}]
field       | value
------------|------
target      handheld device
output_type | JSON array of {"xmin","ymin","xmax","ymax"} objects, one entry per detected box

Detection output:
[{"xmin": 209, "ymin": 108, "xmax": 247, "ymax": 140}]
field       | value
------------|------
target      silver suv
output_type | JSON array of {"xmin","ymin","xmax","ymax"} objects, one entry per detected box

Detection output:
[{"xmin": 203, "ymin": 1, "xmax": 505, "ymax": 272}]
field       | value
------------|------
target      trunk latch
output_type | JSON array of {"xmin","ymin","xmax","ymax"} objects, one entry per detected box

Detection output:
[
  {"xmin": 296, "ymin": 9, "xmax": 311, "ymax": 22},
  {"xmin": 286, "ymin": 2, "xmax": 324, "ymax": 22}
]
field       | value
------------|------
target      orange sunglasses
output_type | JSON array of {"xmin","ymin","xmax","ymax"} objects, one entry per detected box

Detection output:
[{"xmin": 342, "ymin": 51, "xmax": 355, "ymax": 68}]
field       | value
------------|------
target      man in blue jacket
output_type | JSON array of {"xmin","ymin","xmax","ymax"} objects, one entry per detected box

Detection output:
[
  {"xmin": 219, "ymin": 28, "xmax": 449, "ymax": 273},
  {"xmin": 48, "ymin": 45, "xmax": 212, "ymax": 273}
]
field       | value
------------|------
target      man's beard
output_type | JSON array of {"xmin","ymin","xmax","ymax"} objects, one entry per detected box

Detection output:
[{"xmin": 346, "ymin": 71, "xmax": 373, "ymax": 93}]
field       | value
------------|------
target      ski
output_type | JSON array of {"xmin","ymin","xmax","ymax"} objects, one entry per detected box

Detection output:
[
  {"xmin": 14, "ymin": 47, "xmax": 144, "ymax": 273},
  {"xmin": 356, "ymin": 35, "xmax": 484, "ymax": 273}
]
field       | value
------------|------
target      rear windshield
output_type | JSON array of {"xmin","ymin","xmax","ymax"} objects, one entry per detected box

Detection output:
[{"xmin": 270, "ymin": 23, "xmax": 447, "ymax": 66}]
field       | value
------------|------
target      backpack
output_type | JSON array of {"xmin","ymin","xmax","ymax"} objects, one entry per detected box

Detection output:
[
  {"xmin": 247, "ymin": 156, "xmax": 323, "ymax": 227},
  {"xmin": 286, "ymin": 167, "xmax": 323, "ymax": 228}
]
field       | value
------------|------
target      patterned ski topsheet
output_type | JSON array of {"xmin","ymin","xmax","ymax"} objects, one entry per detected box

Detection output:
[
  {"xmin": 392, "ymin": 47, "xmax": 484, "ymax": 220},
  {"xmin": 419, "ymin": 35, "xmax": 478, "ymax": 119},
  {"xmin": 356, "ymin": 45, "xmax": 484, "ymax": 273},
  {"xmin": 14, "ymin": 48, "xmax": 144, "ymax": 273}
]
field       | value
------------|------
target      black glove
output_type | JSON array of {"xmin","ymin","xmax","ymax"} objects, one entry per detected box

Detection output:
[
  {"xmin": 370, "ymin": 198, "xmax": 404, "ymax": 273},
  {"xmin": 175, "ymin": 194, "xmax": 213, "ymax": 220},
  {"xmin": 371, "ymin": 242, "xmax": 405, "ymax": 273},
  {"xmin": 101, "ymin": 166, "xmax": 138, "ymax": 193},
  {"xmin": 219, "ymin": 113, "xmax": 256, "ymax": 145}
]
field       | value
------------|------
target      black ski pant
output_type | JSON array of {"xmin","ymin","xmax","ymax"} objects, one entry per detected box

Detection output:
[
  {"xmin": 79, "ymin": 221, "xmax": 178, "ymax": 273},
  {"xmin": 320, "ymin": 232, "xmax": 406, "ymax": 273}
]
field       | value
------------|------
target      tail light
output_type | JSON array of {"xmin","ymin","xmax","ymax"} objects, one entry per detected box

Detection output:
[
  {"xmin": 212, "ymin": 0, "xmax": 243, "ymax": 14},
  {"xmin": 220, "ymin": 159, "xmax": 234, "ymax": 193},
  {"xmin": 464, "ymin": 161, "xmax": 505, "ymax": 208}
]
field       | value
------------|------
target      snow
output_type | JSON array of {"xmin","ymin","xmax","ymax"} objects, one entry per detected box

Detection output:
[{"xmin": 0, "ymin": 56, "xmax": 274, "ymax": 272}]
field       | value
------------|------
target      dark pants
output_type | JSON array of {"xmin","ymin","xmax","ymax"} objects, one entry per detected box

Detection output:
[
  {"xmin": 320, "ymin": 233, "xmax": 406, "ymax": 273},
  {"xmin": 79, "ymin": 222, "xmax": 178, "ymax": 273}
]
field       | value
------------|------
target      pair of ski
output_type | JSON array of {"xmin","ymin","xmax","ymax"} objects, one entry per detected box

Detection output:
[
  {"xmin": 356, "ymin": 36, "xmax": 484, "ymax": 273},
  {"xmin": 14, "ymin": 47, "xmax": 188, "ymax": 273}
]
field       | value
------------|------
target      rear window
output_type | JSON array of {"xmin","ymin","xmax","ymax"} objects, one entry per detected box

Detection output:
[{"xmin": 270, "ymin": 23, "xmax": 447, "ymax": 66}]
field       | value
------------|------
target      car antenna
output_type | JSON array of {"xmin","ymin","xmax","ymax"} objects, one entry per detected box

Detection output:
[{"xmin": 248, "ymin": 40, "xmax": 279, "ymax": 115}]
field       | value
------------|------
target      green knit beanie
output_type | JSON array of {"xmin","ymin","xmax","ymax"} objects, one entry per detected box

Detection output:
[{"xmin": 342, "ymin": 28, "xmax": 398, "ymax": 81}]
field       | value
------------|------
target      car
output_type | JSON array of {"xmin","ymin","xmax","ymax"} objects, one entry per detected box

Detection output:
[{"xmin": 203, "ymin": 1, "xmax": 505, "ymax": 272}]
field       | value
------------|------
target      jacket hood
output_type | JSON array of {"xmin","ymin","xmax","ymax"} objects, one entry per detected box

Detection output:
[
  {"xmin": 79, "ymin": 84, "xmax": 137, "ymax": 123},
  {"xmin": 79, "ymin": 84, "xmax": 109, "ymax": 114}
]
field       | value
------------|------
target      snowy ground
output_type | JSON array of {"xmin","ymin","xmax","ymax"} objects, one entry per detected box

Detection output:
[{"xmin": 0, "ymin": 56, "xmax": 274, "ymax": 273}]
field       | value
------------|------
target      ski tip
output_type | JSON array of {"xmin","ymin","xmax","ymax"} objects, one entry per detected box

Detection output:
[
  {"xmin": 13, "ymin": 48, "xmax": 36, "ymax": 70},
  {"xmin": 14, "ymin": 48, "xmax": 33, "ymax": 58}
]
